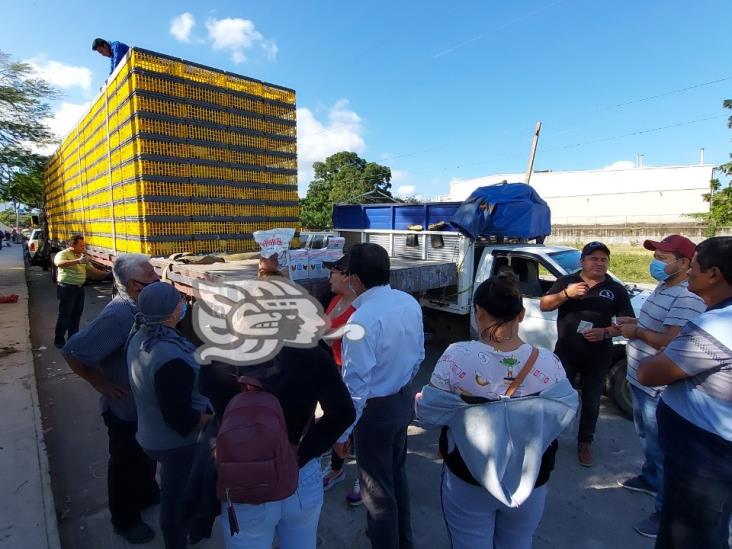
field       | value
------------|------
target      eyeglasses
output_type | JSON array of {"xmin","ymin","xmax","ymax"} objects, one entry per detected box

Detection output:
[{"xmin": 131, "ymin": 278, "xmax": 157, "ymax": 288}]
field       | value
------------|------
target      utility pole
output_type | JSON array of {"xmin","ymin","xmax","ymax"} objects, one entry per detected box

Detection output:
[{"xmin": 525, "ymin": 121, "xmax": 542, "ymax": 185}]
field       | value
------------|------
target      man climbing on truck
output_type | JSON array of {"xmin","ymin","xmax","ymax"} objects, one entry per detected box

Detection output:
[{"xmin": 92, "ymin": 37, "xmax": 129, "ymax": 74}]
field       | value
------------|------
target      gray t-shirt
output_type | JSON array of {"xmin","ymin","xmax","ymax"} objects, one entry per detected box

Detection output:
[
  {"xmin": 64, "ymin": 296, "xmax": 138, "ymax": 422},
  {"xmin": 626, "ymin": 280, "xmax": 705, "ymax": 396}
]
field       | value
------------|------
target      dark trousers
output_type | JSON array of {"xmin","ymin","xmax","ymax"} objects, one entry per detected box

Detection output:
[
  {"xmin": 55, "ymin": 283, "xmax": 85, "ymax": 344},
  {"xmin": 102, "ymin": 412, "xmax": 159, "ymax": 531},
  {"xmin": 146, "ymin": 445, "xmax": 197, "ymax": 549},
  {"xmin": 556, "ymin": 349, "xmax": 612, "ymax": 443},
  {"xmin": 354, "ymin": 385, "xmax": 414, "ymax": 549},
  {"xmin": 330, "ymin": 434, "xmax": 353, "ymax": 471},
  {"xmin": 656, "ymin": 458, "xmax": 732, "ymax": 549}
]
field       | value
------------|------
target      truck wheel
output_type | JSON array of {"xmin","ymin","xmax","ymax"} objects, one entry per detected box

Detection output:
[{"xmin": 608, "ymin": 358, "xmax": 633, "ymax": 420}]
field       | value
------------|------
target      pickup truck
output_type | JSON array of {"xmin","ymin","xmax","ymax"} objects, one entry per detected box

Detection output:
[{"xmin": 333, "ymin": 199, "xmax": 648, "ymax": 418}]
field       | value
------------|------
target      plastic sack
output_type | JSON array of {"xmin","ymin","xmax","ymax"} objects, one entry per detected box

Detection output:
[{"xmin": 253, "ymin": 229, "xmax": 295, "ymax": 259}]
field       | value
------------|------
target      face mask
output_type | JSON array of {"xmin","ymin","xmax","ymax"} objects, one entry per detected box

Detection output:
[
  {"xmin": 649, "ymin": 258, "xmax": 681, "ymax": 282},
  {"xmin": 180, "ymin": 301, "xmax": 188, "ymax": 321}
]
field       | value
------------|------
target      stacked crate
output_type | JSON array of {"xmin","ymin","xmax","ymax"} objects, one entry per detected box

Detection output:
[{"xmin": 44, "ymin": 48, "xmax": 298, "ymax": 256}]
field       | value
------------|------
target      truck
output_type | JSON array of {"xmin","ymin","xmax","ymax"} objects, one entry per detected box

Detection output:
[{"xmin": 331, "ymin": 184, "xmax": 648, "ymax": 418}]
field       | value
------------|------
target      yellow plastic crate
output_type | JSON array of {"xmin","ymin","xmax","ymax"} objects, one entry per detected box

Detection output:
[
  {"xmin": 226, "ymin": 74, "xmax": 263, "ymax": 96},
  {"xmin": 191, "ymin": 183, "xmax": 233, "ymax": 199},
  {"xmin": 129, "ymin": 50, "xmax": 181, "ymax": 77},
  {"xmin": 191, "ymin": 202, "xmax": 230, "ymax": 217},
  {"xmin": 130, "ymin": 72, "xmax": 184, "ymax": 98},
  {"xmin": 187, "ymin": 103, "xmax": 229, "ymax": 126},
  {"xmin": 187, "ymin": 124, "xmax": 228, "ymax": 145},
  {"xmin": 191, "ymin": 221, "xmax": 231, "ymax": 235},
  {"xmin": 119, "ymin": 180, "xmax": 194, "ymax": 199},
  {"xmin": 118, "ymin": 200, "xmax": 192, "ymax": 217},
  {"xmin": 188, "ymin": 144, "xmax": 228, "ymax": 164},
  {"xmin": 189, "ymin": 163, "xmax": 230, "ymax": 181}
]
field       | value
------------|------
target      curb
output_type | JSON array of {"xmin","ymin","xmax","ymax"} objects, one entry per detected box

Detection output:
[{"xmin": 0, "ymin": 246, "xmax": 61, "ymax": 549}]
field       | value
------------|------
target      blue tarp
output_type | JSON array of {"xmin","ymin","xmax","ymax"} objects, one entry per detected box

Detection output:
[{"xmin": 449, "ymin": 182, "xmax": 551, "ymax": 240}]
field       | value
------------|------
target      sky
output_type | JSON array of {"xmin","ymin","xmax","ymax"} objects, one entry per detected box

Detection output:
[{"xmin": 2, "ymin": 0, "xmax": 731, "ymax": 200}]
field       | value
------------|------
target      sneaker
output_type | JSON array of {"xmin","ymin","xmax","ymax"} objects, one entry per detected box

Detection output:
[
  {"xmin": 634, "ymin": 512, "xmax": 659, "ymax": 539},
  {"xmin": 346, "ymin": 479, "xmax": 363, "ymax": 506},
  {"xmin": 114, "ymin": 522, "xmax": 155, "ymax": 544},
  {"xmin": 322, "ymin": 468, "xmax": 346, "ymax": 491},
  {"xmin": 618, "ymin": 475, "xmax": 657, "ymax": 497},
  {"xmin": 578, "ymin": 442, "xmax": 593, "ymax": 467}
]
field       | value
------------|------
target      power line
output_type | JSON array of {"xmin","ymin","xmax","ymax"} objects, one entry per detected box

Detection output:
[
  {"xmin": 434, "ymin": 0, "xmax": 567, "ymax": 58},
  {"xmin": 299, "ymin": 113, "xmax": 727, "ymax": 191}
]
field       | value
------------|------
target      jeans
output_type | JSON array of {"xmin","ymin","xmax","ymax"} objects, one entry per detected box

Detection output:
[
  {"xmin": 556, "ymin": 349, "xmax": 612, "ymax": 443},
  {"xmin": 221, "ymin": 458, "xmax": 323, "ymax": 549},
  {"xmin": 440, "ymin": 466, "xmax": 548, "ymax": 549},
  {"xmin": 102, "ymin": 412, "xmax": 159, "ymax": 531},
  {"xmin": 354, "ymin": 385, "xmax": 414, "ymax": 549},
  {"xmin": 55, "ymin": 283, "xmax": 85, "ymax": 344},
  {"xmin": 630, "ymin": 385, "xmax": 663, "ymax": 511},
  {"xmin": 657, "ymin": 457, "xmax": 732, "ymax": 549},
  {"xmin": 146, "ymin": 444, "xmax": 197, "ymax": 549}
]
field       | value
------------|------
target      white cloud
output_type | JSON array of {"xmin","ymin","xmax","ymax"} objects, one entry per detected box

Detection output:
[
  {"xmin": 603, "ymin": 160, "xmax": 636, "ymax": 170},
  {"xmin": 205, "ymin": 17, "xmax": 277, "ymax": 63},
  {"xmin": 23, "ymin": 57, "xmax": 92, "ymax": 91},
  {"xmin": 297, "ymin": 99, "xmax": 366, "ymax": 195},
  {"xmin": 30, "ymin": 101, "xmax": 91, "ymax": 155},
  {"xmin": 396, "ymin": 185, "xmax": 416, "ymax": 197},
  {"xmin": 170, "ymin": 12, "xmax": 196, "ymax": 43}
]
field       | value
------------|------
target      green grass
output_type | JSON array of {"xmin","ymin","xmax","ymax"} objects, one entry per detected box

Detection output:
[{"xmin": 608, "ymin": 247, "xmax": 654, "ymax": 284}]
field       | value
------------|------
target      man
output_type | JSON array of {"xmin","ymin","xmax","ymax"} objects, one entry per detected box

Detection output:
[
  {"xmin": 336, "ymin": 243, "xmax": 425, "ymax": 549},
  {"xmin": 638, "ymin": 237, "xmax": 732, "ymax": 549},
  {"xmin": 616, "ymin": 235, "xmax": 706, "ymax": 539},
  {"xmin": 540, "ymin": 241, "xmax": 634, "ymax": 466},
  {"xmin": 92, "ymin": 37, "xmax": 129, "ymax": 75},
  {"xmin": 62, "ymin": 254, "xmax": 161, "ymax": 544},
  {"xmin": 53, "ymin": 234, "xmax": 108, "ymax": 348}
]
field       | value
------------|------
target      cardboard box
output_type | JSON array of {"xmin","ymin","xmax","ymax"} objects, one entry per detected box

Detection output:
[
  {"xmin": 326, "ymin": 236, "xmax": 345, "ymax": 250},
  {"xmin": 287, "ymin": 249, "xmax": 309, "ymax": 281},
  {"xmin": 308, "ymin": 249, "xmax": 328, "ymax": 279}
]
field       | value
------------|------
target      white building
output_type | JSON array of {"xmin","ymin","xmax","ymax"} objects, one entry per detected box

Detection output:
[{"xmin": 447, "ymin": 164, "xmax": 715, "ymax": 225}]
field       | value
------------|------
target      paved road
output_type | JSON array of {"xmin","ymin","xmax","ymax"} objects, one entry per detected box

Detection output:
[{"xmin": 29, "ymin": 265, "xmax": 654, "ymax": 548}]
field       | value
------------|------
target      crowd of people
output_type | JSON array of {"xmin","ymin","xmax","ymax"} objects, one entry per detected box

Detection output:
[{"xmin": 51, "ymin": 233, "xmax": 731, "ymax": 549}]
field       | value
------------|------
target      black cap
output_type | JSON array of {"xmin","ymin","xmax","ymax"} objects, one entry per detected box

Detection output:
[
  {"xmin": 322, "ymin": 253, "xmax": 349, "ymax": 272},
  {"xmin": 581, "ymin": 241, "xmax": 611, "ymax": 258}
]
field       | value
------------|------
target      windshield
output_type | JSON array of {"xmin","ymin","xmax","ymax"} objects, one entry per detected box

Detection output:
[{"xmin": 548, "ymin": 250, "xmax": 581, "ymax": 275}]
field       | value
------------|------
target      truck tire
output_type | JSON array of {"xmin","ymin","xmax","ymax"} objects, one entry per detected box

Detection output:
[{"xmin": 608, "ymin": 357, "xmax": 633, "ymax": 420}]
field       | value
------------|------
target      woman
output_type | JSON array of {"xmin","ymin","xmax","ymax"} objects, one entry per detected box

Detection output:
[
  {"xmin": 416, "ymin": 272, "xmax": 578, "ymax": 549},
  {"xmin": 127, "ymin": 282, "xmax": 211, "ymax": 549},
  {"xmin": 319, "ymin": 254, "xmax": 361, "ymax": 504},
  {"xmin": 200, "ymin": 338, "xmax": 356, "ymax": 548}
]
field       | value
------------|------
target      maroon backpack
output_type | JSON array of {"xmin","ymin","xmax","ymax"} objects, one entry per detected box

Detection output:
[{"xmin": 216, "ymin": 376, "xmax": 298, "ymax": 510}]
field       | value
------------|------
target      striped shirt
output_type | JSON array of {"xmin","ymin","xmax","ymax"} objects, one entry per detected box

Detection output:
[
  {"xmin": 626, "ymin": 280, "xmax": 706, "ymax": 396},
  {"xmin": 54, "ymin": 248, "xmax": 92, "ymax": 286}
]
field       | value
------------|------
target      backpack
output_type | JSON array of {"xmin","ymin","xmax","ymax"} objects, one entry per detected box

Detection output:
[{"xmin": 215, "ymin": 376, "xmax": 298, "ymax": 508}]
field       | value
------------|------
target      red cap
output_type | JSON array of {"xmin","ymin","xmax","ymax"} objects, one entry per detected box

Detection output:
[{"xmin": 643, "ymin": 234, "xmax": 696, "ymax": 260}]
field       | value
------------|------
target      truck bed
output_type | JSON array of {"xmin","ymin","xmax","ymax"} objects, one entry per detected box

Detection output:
[{"xmin": 146, "ymin": 256, "xmax": 456, "ymax": 299}]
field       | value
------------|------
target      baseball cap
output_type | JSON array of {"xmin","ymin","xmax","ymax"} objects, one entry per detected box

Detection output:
[
  {"xmin": 643, "ymin": 234, "xmax": 696, "ymax": 260},
  {"xmin": 581, "ymin": 241, "xmax": 611, "ymax": 258},
  {"xmin": 322, "ymin": 253, "xmax": 350, "ymax": 273}
]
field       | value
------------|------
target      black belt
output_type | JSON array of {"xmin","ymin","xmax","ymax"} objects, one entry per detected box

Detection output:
[
  {"xmin": 58, "ymin": 282, "xmax": 84, "ymax": 288},
  {"xmin": 366, "ymin": 381, "xmax": 413, "ymax": 404}
]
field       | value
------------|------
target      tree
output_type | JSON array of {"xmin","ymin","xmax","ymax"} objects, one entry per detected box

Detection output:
[
  {"xmin": 300, "ymin": 151, "xmax": 394, "ymax": 229},
  {"xmin": 0, "ymin": 153, "xmax": 46, "ymax": 209},
  {"xmin": 0, "ymin": 50, "xmax": 57, "ymax": 194},
  {"xmin": 695, "ymin": 99, "xmax": 732, "ymax": 235}
]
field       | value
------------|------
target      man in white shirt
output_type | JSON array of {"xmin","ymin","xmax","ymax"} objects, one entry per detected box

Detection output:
[{"xmin": 335, "ymin": 243, "xmax": 425, "ymax": 549}]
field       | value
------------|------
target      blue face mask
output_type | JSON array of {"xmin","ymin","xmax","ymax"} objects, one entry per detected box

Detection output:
[
  {"xmin": 649, "ymin": 258, "xmax": 677, "ymax": 282},
  {"xmin": 180, "ymin": 301, "xmax": 188, "ymax": 321}
]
